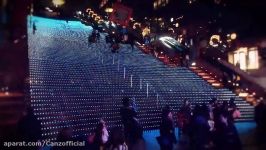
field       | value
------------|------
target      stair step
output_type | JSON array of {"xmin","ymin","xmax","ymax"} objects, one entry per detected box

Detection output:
[
  {"xmin": 189, "ymin": 66, "xmax": 198, "ymax": 70},
  {"xmin": 207, "ymin": 79, "xmax": 217, "ymax": 83},
  {"xmin": 198, "ymin": 73, "xmax": 208, "ymax": 76},
  {"xmin": 193, "ymin": 70, "xmax": 203, "ymax": 73},
  {"xmin": 238, "ymin": 92, "xmax": 249, "ymax": 97},
  {"xmin": 202, "ymin": 76, "xmax": 212, "ymax": 79},
  {"xmin": 212, "ymin": 83, "xmax": 222, "ymax": 87}
]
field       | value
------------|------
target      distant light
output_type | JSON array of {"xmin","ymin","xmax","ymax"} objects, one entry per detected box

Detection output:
[
  {"xmin": 77, "ymin": 11, "xmax": 82, "ymax": 15},
  {"xmin": 105, "ymin": 8, "xmax": 113, "ymax": 13},
  {"xmin": 175, "ymin": 22, "xmax": 179, "ymax": 28},
  {"xmin": 191, "ymin": 62, "xmax": 196, "ymax": 66},
  {"xmin": 218, "ymin": 58, "xmax": 221, "ymax": 60},
  {"xmin": 45, "ymin": 7, "xmax": 53, "ymax": 12},
  {"xmin": 133, "ymin": 22, "xmax": 141, "ymax": 29},
  {"xmin": 170, "ymin": 18, "xmax": 174, "ymax": 22},
  {"xmin": 86, "ymin": 8, "xmax": 91, "ymax": 13},
  {"xmin": 13, "ymin": 39, "xmax": 19, "ymax": 44},
  {"xmin": 230, "ymin": 33, "xmax": 237, "ymax": 40},
  {"xmin": 209, "ymin": 35, "xmax": 220, "ymax": 47},
  {"xmin": 136, "ymin": 42, "xmax": 141, "ymax": 45},
  {"xmin": 239, "ymin": 92, "xmax": 249, "ymax": 97},
  {"xmin": 52, "ymin": 0, "xmax": 65, "ymax": 7},
  {"xmin": 142, "ymin": 27, "xmax": 150, "ymax": 37}
]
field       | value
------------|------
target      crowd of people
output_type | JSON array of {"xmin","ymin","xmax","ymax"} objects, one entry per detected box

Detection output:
[
  {"xmin": 255, "ymin": 99, "xmax": 266, "ymax": 149},
  {"xmin": 9, "ymin": 97, "xmax": 266, "ymax": 150},
  {"xmin": 88, "ymin": 28, "xmax": 136, "ymax": 54},
  {"xmin": 173, "ymin": 98, "xmax": 242, "ymax": 150}
]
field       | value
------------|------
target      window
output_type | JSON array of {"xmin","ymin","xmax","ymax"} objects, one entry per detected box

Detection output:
[{"xmin": 248, "ymin": 49, "xmax": 259, "ymax": 69}]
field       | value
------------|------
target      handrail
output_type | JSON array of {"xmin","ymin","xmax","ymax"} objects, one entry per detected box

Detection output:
[{"xmin": 202, "ymin": 57, "xmax": 265, "ymax": 99}]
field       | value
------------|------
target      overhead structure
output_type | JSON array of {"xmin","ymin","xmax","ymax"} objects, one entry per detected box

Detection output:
[{"xmin": 109, "ymin": 3, "xmax": 133, "ymax": 26}]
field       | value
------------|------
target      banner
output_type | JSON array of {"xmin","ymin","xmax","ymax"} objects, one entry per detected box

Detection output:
[{"xmin": 109, "ymin": 3, "xmax": 133, "ymax": 26}]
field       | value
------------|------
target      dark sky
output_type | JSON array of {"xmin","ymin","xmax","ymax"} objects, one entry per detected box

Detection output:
[{"xmin": 3, "ymin": 0, "xmax": 266, "ymax": 38}]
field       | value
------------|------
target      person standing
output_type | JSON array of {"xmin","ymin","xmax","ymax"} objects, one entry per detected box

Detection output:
[
  {"xmin": 157, "ymin": 105, "xmax": 177, "ymax": 150},
  {"xmin": 120, "ymin": 97, "xmax": 137, "ymax": 141},
  {"xmin": 33, "ymin": 22, "xmax": 36, "ymax": 34},
  {"xmin": 177, "ymin": 99, "xmax": 192, "ymax": 138}
]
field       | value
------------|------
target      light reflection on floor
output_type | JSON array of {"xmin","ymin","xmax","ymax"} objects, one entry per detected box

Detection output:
[{"xmin": 143, "ymin": 122, "xmax": 257, "ymax": 150}]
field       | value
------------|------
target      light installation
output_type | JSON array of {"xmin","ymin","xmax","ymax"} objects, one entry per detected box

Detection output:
[{"xmin": 28, "ymin": 16, "xmax": 253, "ymax": 141}]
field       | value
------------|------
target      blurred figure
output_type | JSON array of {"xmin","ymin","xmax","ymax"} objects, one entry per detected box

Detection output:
[
  {"xmin": 111, "ymin": 42, "xmax": 120, "ymax": 53},
  {"xmin": 88, "ymin": 30, "xmax": 97, "ymax": 45},
  {"xmin": 177, "ymin": 99, "xmax": 192, "ymax": 137},
  {"xmin": 228, "ymin": 97, "xmax": 241, "ymax": 121},
  {"xmin": 255, "ymin": 99, "xmax": 266, "ymax": 149},
  {"xmin": 120, "ymin": 97, "xmax": 143, "ymax": 144},
  {"xmin": 53, "ymin": 127, "xmax": 75, "ymax": 150},
  {"xmin": 33, "ymin": 22, "xmax": 36, "ymax": 34},
  {"xmin": 214, "ymin": 111, "xmax": 242, "ymax": 150},
  {"xmin": 96, "ymin": 30, "xmax": 100, "ymax": 41},
  {"xmin": 92, "ymin": 119, "xmax": 109, "ymax": 150},
  {"xmin": 129, "ymin": 37, "xmax": 135, "ymax": 52},
  {"xmin": 157, "ymin": 105, "xmax": 177, "ymax": 150},
  {"xmin": 105, "ymin": 35, "xmax": 112, "ymax": 44},
  {"xmin": 17, "ymin": 107, "xmax": 42, "ymax": 150},
  {"xmin": 190, "ymin": 104, "xmax": 211, "ymax": 150},
  {"xmin": 106, "ymin": 127, "xmax": 128, "ymax": 150}
]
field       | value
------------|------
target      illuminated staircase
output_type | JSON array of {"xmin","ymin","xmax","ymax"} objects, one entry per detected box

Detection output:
[
  {"xmin": 190, "ymin": 66, "xmax": 223, "ymax": 88},
  {"xmin": 189, "ymin": 65, "xmax": 254, "ymax": 121}
]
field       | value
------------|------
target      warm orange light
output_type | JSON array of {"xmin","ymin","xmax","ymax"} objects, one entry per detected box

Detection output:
[
  {"xmin": 209, "ymin": 35, "xmax": 220, "ymax": 47},
  {"xmin": 86, "ymin": 8, "xmax": 91, "ymax": 13},
  {"xmin": 239, "ymin": 92, "xmax": 249, "ymax": 97},
  {"xmin": 105, "ymin": 8, "xmax": 113, "ymax": 13},
  {"xmin": 230, "ymin": 33, "xmax": 237, "ymax": 40},
  {"xmin": 142, "ymin": 27, "xmax": 150, "ymax": 37},
  {"xmin": 52, "ymin": 0, "xmax": 65, "ymax": 7}
]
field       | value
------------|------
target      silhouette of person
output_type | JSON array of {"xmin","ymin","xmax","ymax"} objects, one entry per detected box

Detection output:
[{"xmin": 33, "ymin": 22, "xmax": 37, "ymax": 34}]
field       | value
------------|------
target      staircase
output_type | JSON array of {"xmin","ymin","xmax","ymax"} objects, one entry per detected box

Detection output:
[
  {"xmin": 189, "ymin": 66, "xmax": 223, "ymax": 88},
  {"xmin": 189, "ymin": 65, "xmax": 254, "ymax": 121},
  {"xmin": 27, "ymin": 16, "xmax": 255, "ymax": 141}
]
